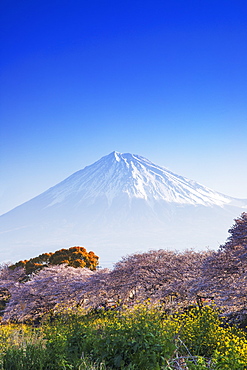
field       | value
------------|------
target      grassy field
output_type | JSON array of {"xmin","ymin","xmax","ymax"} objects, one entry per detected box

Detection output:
[{"xmin": 0, "ymin": 304, "xmax": 246, "ymax": 369}]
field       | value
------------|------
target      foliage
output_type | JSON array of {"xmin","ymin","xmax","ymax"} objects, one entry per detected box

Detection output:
[
  {"xmin": 1, "ymin": 265, "xmax": 94, "ymax": 323},
  {"xmin": 178, "ymin": 306, "xmax": 247, "ymax": 363},
  {"xmin": 63, "ymin": 304, "xmax": 175, "ymax": 369},
  {"xmin": 0, "ymin": 306, "xmax": 246, "ymax": 369},
  {"xmin": 0, "ymin": 248, "xmax": 210, "ymax": 323},
  {"xmin": 0, "ymin": 289, "xmax": 11, "ymax": 315},
  {"xmin": 225, "ymin": 212, "xmax": 247, "ymax": 249},
  {"xmin": 0, "ymin": 211, "xmax": 246, "ymax": 337},
  {"xmin": 0, "ymin": 246, "xmax": 99, "ymax": 321},
  {"xmin": 194, "ymin": 212, "xmax": 247, "ymax": 317},
  {"xmin": 81, "ymin": 249, "xmax": 211, "ymax": 311},
  {"xmin": 9, "ymin": 246, "xmax": 99, "ymax": 275}
]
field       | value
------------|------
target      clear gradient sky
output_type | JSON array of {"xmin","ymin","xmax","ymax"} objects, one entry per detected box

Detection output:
[{"xmin": 0, "ymin": 0, "xmax": 247, "ymax": 215}]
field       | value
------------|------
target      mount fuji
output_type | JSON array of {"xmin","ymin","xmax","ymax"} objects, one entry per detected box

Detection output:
[{"xmin": 1, "ymin": 151, "xmax": 247, "ymax": 268}]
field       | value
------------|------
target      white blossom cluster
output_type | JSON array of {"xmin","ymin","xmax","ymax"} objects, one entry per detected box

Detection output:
[{"xmin": 0, "ymin": 213, "xmax": 246, "ymax": 323}]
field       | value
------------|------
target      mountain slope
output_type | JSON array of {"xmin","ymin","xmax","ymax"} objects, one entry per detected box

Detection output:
[
  {"xmin": 1, "ymin": 152, "xmax": 247, "ymax": 267},
  {"xmin": 22, "ymin": 151, "xmax": 239, "ymax": 207}
]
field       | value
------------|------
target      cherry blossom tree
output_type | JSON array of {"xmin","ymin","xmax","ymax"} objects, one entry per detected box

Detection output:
[
  {"xmin": 1, "ymin": 265, "xmax": 94, "ymax": 322},
  {"xmin": 194, "ymin": 213, "xmax": 247, "ymax": 315},
  {"xmin": 81, "ymin": 249, "xmax": 210, "ymax": 310},
  {"xmin": 0, "ymin": 249, "xmax": 210, "ymax": 322},
  {"xmin": 225, "ymin": 212, "xmax": 247, "ymax": 249}
]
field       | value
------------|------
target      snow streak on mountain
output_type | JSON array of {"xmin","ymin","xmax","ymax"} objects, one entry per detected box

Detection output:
[
  {"xmin": 44, "ymin": 151, "xmax": 236, "ymax": 207},
  {"xmin": 0, "ymin": 152, "xmax": 247, "ymax": 267}
]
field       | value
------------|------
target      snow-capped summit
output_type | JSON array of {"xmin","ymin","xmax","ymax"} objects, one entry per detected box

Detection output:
[
  {"xmin": 42, "ymin": 151, "xmax": 233, "ymax": 208},
  {"xmin": 0, "ymin": 152, "xmax": 247, "ymax": 267}
]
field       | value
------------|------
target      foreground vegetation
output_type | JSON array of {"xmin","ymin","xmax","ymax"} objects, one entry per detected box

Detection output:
[
  {"xmin": 0, "ymin": 304, "xmax": 246, "ymax": 369},
  {"xmin": 1, "ymin": 213, "xmax": 247, "ymax": 324},
  {"xmin": 0, "ymin": 212, "xmax": 246, "ymax": 368}
]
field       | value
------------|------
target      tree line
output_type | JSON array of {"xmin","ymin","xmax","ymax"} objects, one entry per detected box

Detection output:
[{"xmin": 0, "ymin": 212, "xmax": 246, "ymax": 325}]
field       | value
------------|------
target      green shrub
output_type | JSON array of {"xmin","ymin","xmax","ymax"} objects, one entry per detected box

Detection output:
[
  {"xmin": 0, "ymin": 305, "xmax": 247, "ymax": 369},
  {"xmin": 1, "ymin": 343, "xmax": 48, "ymax": 370},
  {"xmin": 53, "ymin": 305, "xmax": 175, "ymax": 369}
]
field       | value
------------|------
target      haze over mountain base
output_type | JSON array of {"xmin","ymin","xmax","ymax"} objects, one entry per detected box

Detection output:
[{"xmin": 1, "ymin": 152, "xmax": 247, "ymax": 268}]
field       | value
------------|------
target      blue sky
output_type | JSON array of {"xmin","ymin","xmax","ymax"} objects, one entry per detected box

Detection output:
[{"xmin": 1, "ymin": 0, "xmax": 247, "ymax": 214}]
